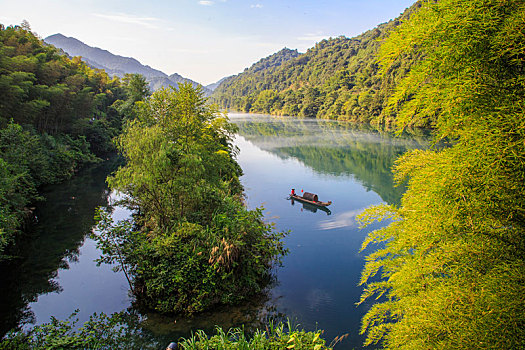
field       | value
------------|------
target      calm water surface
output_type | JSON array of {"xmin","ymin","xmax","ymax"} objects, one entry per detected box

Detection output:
[{"xmin": 0, "ymin": 114, "xmax": 429, "ymax": 349}]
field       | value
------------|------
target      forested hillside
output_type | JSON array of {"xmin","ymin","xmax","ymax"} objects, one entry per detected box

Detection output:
[
  {"xmin": 0, "ymin": 24, "xmax": 144, "ymax": 260},
  {"xmin": 212, "ymin": 3, "xmax": 421, "ymax": 125},
  {"xmin": 213, "ymin": 47, "xmax": 300, "ymax": 101}
]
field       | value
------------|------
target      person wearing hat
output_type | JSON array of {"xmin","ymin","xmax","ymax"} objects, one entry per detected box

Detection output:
[{"xmin": 166, "ymin": 342, "xmax": 177, "ymax": 350}]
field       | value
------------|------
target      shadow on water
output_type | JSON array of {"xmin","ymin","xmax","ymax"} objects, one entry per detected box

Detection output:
[
  {"xmin": 0, "ymin": 157, "xmax": 122, "ymax": 337},
  {"xmin": 289, "ymin": 198, "xmax": 332, "ymax": 216},
  {"xmin": 132, "ymin": 292, "xmax": 288, "ymax": 345}
]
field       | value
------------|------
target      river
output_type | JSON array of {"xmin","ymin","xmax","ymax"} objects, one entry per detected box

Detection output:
[{"xmin": 0, "ymin": 113, "xmax": 430, "ymax": 349}]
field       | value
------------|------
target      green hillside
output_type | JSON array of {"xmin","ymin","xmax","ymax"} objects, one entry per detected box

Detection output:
[
  {"xmin": 0, "ymin": 23, "xmax": 141, "ymax": 259},
  {"xmin": 212, "ymin": 3, "xmax": 422, "ymax": 126}
]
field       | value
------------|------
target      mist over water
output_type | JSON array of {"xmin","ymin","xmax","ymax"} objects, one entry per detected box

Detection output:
[{"xmin": 0, "ymin": 114, "xmax": 429, "ymax": 349}]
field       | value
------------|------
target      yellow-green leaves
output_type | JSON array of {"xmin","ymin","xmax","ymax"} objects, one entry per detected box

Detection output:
[{"xmin": 361, "ymin": 0, "xmax": 525, "ymax": 348}]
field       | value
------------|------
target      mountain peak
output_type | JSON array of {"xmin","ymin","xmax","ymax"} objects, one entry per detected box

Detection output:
[
  {"xmin": 44, "ymin": 33, "xmax": 165, "ymax": 78},
  {"xmin": 44, "ymin": 34, "xmax": 210, "ymax": 94}
]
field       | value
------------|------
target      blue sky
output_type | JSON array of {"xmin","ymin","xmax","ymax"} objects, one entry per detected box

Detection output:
[{"xmin": 1, "ymin": 0, "xmax": 415, "ymax": 85}]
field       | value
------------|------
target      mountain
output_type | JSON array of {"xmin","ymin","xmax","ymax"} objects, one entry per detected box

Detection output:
[
  {"xmin": 206, "ymin": 76, "xmax": 232, "ymax": 92},
  {"xmin": 44, "ymin": 34, "xmax": 211, "ymax": 94},
  {"xmin": 212, "ymin": 3, "xmax": 422, "ymax": 126},
  {"xmin": 212, "ymin": 47, "xmax": 301, "ymax": 97}
]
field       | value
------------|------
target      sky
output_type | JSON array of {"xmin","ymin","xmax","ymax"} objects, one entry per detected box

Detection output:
[{"xmin": 1, "ymin": 0, "xmax": 415, "ymax": 85}]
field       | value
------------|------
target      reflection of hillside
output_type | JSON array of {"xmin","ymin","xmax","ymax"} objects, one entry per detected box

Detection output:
[
  {"xmin": 0, "ymin": 158, "xmax": 120, "ymax": 337},
  {"xmin": 232, "ymin": 115, "xmax": 429, "ymax": 204}
]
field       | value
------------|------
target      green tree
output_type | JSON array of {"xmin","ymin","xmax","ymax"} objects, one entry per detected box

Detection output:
[
  {"xmin": 109, "ymin": 83, "xmax": 241, "ymax": 230},
  {"xmin": 358, "ymin": 0, "xmax": 525, "ymax": 349},
  {"xmin": 96, "ymin": 84, "xmax": 286, "ymax": 314},
  {"xmin": 113, "ymin": 73, "xmax": 151, "ymax": 121},
  {"xmin": 0, "ymin": 24, "xmax": 127, "ymax": 259}
]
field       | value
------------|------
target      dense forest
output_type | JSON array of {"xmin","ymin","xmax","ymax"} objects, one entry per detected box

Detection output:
[
  {"xmin": 0, "ymin": 23, "xmax": 148, "ymax": 260},
  {"xmin": 212, "ymin": 3, "xmax": 421, "ymax": 126},
  {"xmin": 358, "ymin": 0, "xmax": 525, "ymax": 348}
]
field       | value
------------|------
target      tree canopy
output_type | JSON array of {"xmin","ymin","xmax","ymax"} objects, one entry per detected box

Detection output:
[
  {"xmin": 0, "ymin": 24, "xmax": 141, "ymax": 260},
  {"xmin": 95, "ymin": 84, "xmax": 287, "ymax": 314},
  {"xmin": 358, "ymin": 0, "xmax": 525, "ymax": 348}
]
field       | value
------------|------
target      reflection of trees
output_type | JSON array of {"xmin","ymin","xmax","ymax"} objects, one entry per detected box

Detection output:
[
  {"xmin": 133, "ymin": 290, "xmax": 285, "ymax": 344},
  {"xmin": 233, "ymin": 115, "xmax": 430, "ymax": 204},
  {"xmin": 0, "ymin": 158, "xmax": 121, "ymax": 337}
]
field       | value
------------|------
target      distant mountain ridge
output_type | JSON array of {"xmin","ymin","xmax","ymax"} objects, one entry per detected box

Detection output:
[
  {"xmin": 206, "ymin": 76, "xmax": 232, "ymax": 91},
  {"xmin": 44, "ymin": 34, "xmax": 212, "ymax": 94}
]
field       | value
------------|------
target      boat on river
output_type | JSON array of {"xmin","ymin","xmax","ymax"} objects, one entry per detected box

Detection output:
[{"xmin": 289, "ymin": 189, "xmax": 332, "ymax": 207}]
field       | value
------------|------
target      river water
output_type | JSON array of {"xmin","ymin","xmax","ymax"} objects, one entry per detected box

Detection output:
[{"xmin": 0, "ymin": 113, "xmax": 429, "ymax": 349}]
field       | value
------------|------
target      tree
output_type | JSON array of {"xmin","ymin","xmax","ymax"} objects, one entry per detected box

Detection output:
[
  {"xmin": 122, "ymin": 73, "xmax": 150, "ymax": 104},
  {"xmin": 96, "ymin": 84, "xmax": 286, "ymax": 314},
  {"xmin": 109, "ymin": 83, "xmax": 241, "ymax": 231},
  {"xmin": 113, "ymin": 73, "xmax": 150, "ymax": 121},
  {"xmin": 358, "ymin": 0, "xmax": 525, "ymax": 348}
]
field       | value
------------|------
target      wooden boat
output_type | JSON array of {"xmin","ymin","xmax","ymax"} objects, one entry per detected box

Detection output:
[{"xmin": 289, "ymin": 191, "xmax": 332, "ymax": 207}]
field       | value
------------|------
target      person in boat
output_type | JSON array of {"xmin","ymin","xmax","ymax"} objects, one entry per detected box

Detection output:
[{"xmin": 291, "ymin": 188, "xmax": 296, "ymax": 196}]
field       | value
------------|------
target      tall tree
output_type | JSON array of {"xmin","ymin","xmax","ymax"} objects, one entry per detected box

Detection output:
[
  {"xmin": 358, "ymin": 0, "xmax": 525, "ymax": 348},
  {"xmin": 96, "ymin": 84, "xmax": 286, "ymax": 314}
]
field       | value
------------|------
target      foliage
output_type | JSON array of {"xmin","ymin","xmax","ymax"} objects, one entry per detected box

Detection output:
[
  {"xmin": 0, "ymin": 24, "xmax": 127, "ymax": 142},
  {"xmin": 212, "ymin": 3, "xmax": 421, "ymax": 125},
  {"xmin": 94, "ymin": 84, "xmax": 287, "ymax": 314},
  {"xmin": 112, "ymin": 73, "xmax": 151, "ymax": 121},
  {"xmin": 0, "ymin": 312, "xmax": 330, "ymax": 350},
  {"xmin": 0, "ymin": 24, "xmax": 143, "ymax": 260},
  {"xmin": 0, "ymin": 121, "xmax": 96, "ymax": 258},
  {"xmin": 0, "ymin": 310, "xmax": 160, "ymax": 350},
  {"xmin": 358, "ymin": 0, "xmax": 525, "ymax": 348},
  {"xmin": 109, "ymin": 83, "xmax": 243, "ymax": 230},
  {"xmin": 178, "ymin": 321, "xmax": 331, "ymax": 350}
]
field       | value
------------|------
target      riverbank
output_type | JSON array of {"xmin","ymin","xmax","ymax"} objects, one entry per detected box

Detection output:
[{"xmin": 0, "ymin": 113, "xmax": 430, "ymax": 349}]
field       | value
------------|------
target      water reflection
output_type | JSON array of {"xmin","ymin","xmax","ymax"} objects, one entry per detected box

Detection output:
[
  {"xmin": 0, "ymin": 158, "xmax": 121, "ymax": 337},
  {"xmin": 290, "ymin": 198, "xmax": 332, "ymax": 216},
  {"xmin": 135, "ymin": 293, "xmax": 286, "ymax": 343},
  {"xmin": 231, "ymin": 113, "xmax": 429, "ymax": 205},
  {"xmin": 0, "ymin": 114, "xmax": 431, "ymax": 349}
]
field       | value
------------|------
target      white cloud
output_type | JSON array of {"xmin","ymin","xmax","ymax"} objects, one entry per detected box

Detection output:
[
  {"xmin": 318, "ymin": 208, "xmax": 365, "ymax": 230},
  {"xmin": 251, "ymin": 4, "xmax": 263, "ymax": 8},
  {"xmin": 168, "ymin": 47, "xmax": 213, "ymax": 54},
  {"xmin": 93, "ymin": 13, "xmax": 162, "ymax": 29},
  {"xmin": 297, "ymin": 33, "xmax": 328, "ymax": 42},
  {"xmin": 198, "ymin": 1, "xmax": 215, "ymax": 5}
]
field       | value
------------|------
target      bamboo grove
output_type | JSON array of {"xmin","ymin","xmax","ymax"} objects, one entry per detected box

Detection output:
[{"xmin": 357, "ymin": 0, "xmax": 525, "ymax": 348}]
